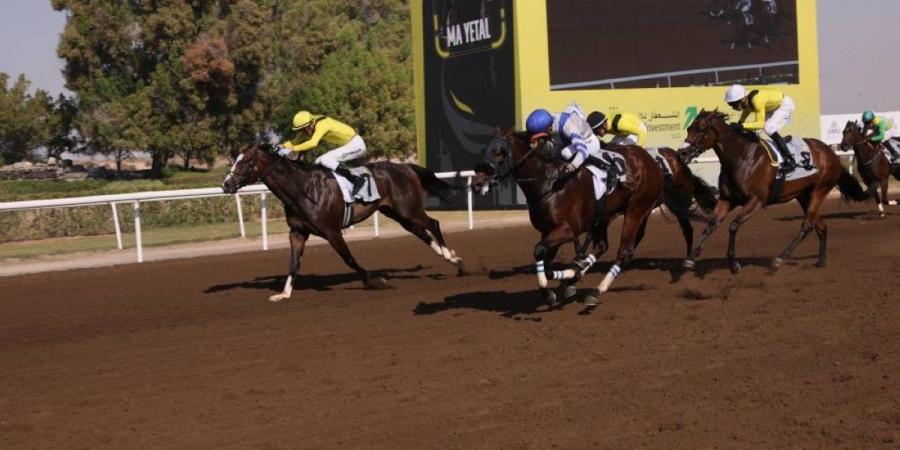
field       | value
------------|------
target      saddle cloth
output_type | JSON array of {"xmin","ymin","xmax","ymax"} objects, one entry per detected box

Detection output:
[
  {"xmin": 882, "ymin": 139, "xmax": 900, "ymax": 164},
  {"xmin": 335, "ymin": 166, "xmax": 380, "ymax": 203},
  {"xmin": 585, "ymin": 150, "xmax": 628, "ymax": 201},
  {"xmin": 644, "ymin": 147, "xmax": 674, "ymax": 179},
  {"xmin": 759, "ymin": 135, "xmax": 817, "ymax": 182}
]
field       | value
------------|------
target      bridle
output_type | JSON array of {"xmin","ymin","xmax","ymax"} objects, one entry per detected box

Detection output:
[
  {"xmin": 484, "ymin": 135, "xmax": 540, "ymax": 187},
  {"xmin": 682, "ymin": 118, "xmax": 720, "ymax": 162},
  {"xmin": 227, "ymin": 144, "xmax": 281, "ymax": 188}
]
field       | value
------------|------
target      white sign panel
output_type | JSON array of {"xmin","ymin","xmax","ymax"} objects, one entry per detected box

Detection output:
[{"xmin": 820, "ymin": 111, "xmax": 900, "ymax": 144}]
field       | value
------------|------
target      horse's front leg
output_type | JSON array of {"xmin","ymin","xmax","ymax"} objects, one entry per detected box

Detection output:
[
  {"xmin": 269, "ymin": 229, "xmax": 309, "ymax": 303},
  {"xmin": 726, "ymin": 197, "xmax": 763, "ymax": 274},
  {"xmin": 685, "ymin": 198, "xmax": 731, "ymax": 269},
  {"xmin": 534, "ymin": 224, "xmax": 575, "ymax": 307}
]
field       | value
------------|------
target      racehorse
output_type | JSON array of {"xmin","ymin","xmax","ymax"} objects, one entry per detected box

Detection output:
[
  {"xmin": 221, "ymin": 140, "xmax": 464, "ymax": 302},
  {"xmin": 680, "ymin": 110, "xmax": 870, "ymax": 273},
  {"xmin": 841, "ymin": 121, "xmax": 900, "ymax": 217},
  {"xmin": 471, "ymin": 129, "xmax": 716, "ymax": 306}
]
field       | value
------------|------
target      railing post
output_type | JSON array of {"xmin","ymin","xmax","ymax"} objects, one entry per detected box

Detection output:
[
  {"xmin": 110, "ymin": 202, "xmax": 123, "ymax": 250},
  {"xmin": 132, "ymin": 201, "xmax": 143, "ymax": 263},
  {"xmin": 235, "ymin": 194, "xmax": 246, "ymax": 238},
  {"xmin": 374, "ymin": 211, "xmax": 380, "ymax": 237},
  {"xmin": 260, "ymin": 192, "xmax": 268, "ymax": 250},
  {"xmin": 467, "ymin": 176, "xmax": 474, "ymax": 230}
]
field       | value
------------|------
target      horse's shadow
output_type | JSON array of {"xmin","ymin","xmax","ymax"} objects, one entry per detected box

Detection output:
[
  {"xmin": 775, "ymin": 210, "xmax": 895, "ymax": 222},
  {"xmin": 690, "ymin": 256, "xmax": 776, "ymax": 278},
  {"xmin": 205, "ymin": 265, "xmax": 434, "ymax": 294},
  {"xmin": 414, "ymin": 288, "xmax": 586, "ymax": 319}
]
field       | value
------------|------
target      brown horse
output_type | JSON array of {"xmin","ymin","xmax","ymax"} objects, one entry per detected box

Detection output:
[
  {"xmin": 681, "ymin": 110, "xmax": 869, "ymax": 273},
  {"xmin": 841, "ymin": 121, "xmax": 900, "ymax": 217},
  {"xmin": 222, "ymin": 140, "xmax": 464, "ymax": 302},
  {"xmin": 472, "ymin": 129, "xmax": 715, "ymax": 306}
]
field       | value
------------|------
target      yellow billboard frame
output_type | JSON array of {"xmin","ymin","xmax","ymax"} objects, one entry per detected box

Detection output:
[{"xmin": 512, "ymin": 0, "xmax": 820, "ymax": 148}]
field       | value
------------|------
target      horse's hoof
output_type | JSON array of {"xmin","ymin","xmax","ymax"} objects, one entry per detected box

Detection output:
[
  {"xmin": 543, "ymin": 290, "xmax": 558, "ymax": 307},
  {"xmin": 268, "ymin": 294, "xmax": 289, "ymax": 303},
  {"xmin": 889, "ymin": 200, "xmax": 898, "ymax": 206},
  {"xmin": 365, "ymin": 277, "xmax": 389, "ymax": 289},
  {"xmin": 561, "ymin": 285, "xmax": 577, "ymax": 299},
  {"xmin": 814, "ymin": 260, "xmax": 827, "ymax": 268},
  {"xmin": 682, "ymin": 260, "xmax": 696, "ymax": 270},
  {"xmin": 729, "ymin": 261, "xmax": 741, "ymax": 274},
  {"xmin": 584, "ymin": 292, "xmax": 600, "ymax": 307},
  {"xmin": 771, "ymin": 257, "xmax": 784, "ymax": 270}
]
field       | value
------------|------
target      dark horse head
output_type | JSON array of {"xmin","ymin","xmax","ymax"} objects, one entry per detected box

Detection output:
[
  {"xmin": 221, "ymin": 140, "xmax": 278, "ymax": 194},
  {"xmin": 681, "ymin": 109, "xmax": 730, "ymax": 162},
  {"xmin": 471, "ymin": 127, "xmax": 556, "ymax": 195},
  {"xmin": 840, "ymin": 120, "xmax": 867, "ymax": 152}
]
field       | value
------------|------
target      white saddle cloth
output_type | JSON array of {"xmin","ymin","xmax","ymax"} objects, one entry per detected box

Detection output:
[{"xmin": 335, "ymin": 166, "xmax": 380, "ymax": 203}]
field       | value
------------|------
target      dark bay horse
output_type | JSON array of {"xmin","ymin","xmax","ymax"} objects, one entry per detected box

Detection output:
[
  {"xmin": 222, "ymin": 141, "xmax": 464, "ymax": 302},
  {"xmin": 472, "ymin": 129, "xmax": 715, "ymax": 306},
  {"xmin": 841, "ymin": 121, "xmax": 900, "ymax": 217},
  {"xmin": 681, "ymin": 110, "xmax": 869, "ymax": 273}
]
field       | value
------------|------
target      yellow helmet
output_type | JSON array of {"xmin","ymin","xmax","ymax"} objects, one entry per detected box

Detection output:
[{"xmin": 292, "ymin": 111, "xmax": 314, "ymax": 130}]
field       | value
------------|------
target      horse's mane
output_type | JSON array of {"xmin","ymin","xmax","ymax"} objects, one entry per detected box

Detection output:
[{"xmin": 698, "ymin": 109, "xmax": 730, "ymax": 122}]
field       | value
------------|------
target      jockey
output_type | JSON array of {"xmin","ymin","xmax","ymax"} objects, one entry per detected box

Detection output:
[
  {"xmin": 586, "ymin": 111, "xmax": 647, "ymax": 147},
  {"xmin": 525, "ymin": 106, "xmax": 601, "ymax": 177},
  {"xmin": 277, "ymin": 111, "xmax": 367, "ymax": 196},
  {"xmin": 863, "ymin": 111, "xmax": 900, "ymax": 159},
  {"xmin": 736, "ymin": 0, "xmax": 754, "ymax": 25},
  {"xmin": 725, "ymin": 84, "xmax": 797, "ymax": 174}
]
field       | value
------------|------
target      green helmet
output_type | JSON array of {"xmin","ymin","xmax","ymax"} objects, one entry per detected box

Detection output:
[{"xmin": 862, "ymin": 110, "xmax": 875, "ymax": 123}]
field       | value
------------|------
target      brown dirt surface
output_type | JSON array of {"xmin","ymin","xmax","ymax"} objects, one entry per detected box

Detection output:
[{"xmin": 1, "ymin": 199, "xmax": 898, "ymax": 449}]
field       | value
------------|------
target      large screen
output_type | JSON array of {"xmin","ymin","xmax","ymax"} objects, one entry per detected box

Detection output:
[{"xmin": 547, "ymin": 0, "xmax": 799, "ymax": 90}]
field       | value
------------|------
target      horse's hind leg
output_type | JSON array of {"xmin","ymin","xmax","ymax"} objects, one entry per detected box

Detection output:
[
  {"xmin": 381, "ymin": 206, "xmax": 462, "ymax": 268},
  {"xmin": 587, "ymin": 210, "xmax": 647, "ymax": 306},
  {"xmin": 269, "ymin": 228, "xmax": 310, "ymax": 303},
  {"xmin": 773, "ymin": 191, "xmax": 817, "ymax": 269},
  {"xmin": 725, "ymin": 197, "xmax": 763, "ymax": 274},
  {"xmin": 418, "ymin": 214, "xmax": 462, "ymax": 266},
  {"xmin": 878, "ymin": 177, "xmax": 889, "ymax": 217},
  {"xmin": 323, "ymin": 230, "xmax": 386, "ymax": 289},
  {"xmin": 534, "ymin": 224, "xmax": 576, "ymax": 306}
]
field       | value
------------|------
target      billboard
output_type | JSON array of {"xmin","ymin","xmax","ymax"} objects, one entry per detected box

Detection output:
[
  {"xmin": 514, "ymin": 0, "xmax": 820, "ymax": 150},
  {"xmin": 547, "ymin": 0, "xmax": 800, "ymax": 90}
]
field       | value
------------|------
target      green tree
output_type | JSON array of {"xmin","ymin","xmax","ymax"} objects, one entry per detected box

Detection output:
[
  {"xmin": 53, "ymin": 0, "xmax": 275, "ymax": 176},
  {"xmin": 0, "ymin": 73, "xmax": 56, "ymax": 164}
]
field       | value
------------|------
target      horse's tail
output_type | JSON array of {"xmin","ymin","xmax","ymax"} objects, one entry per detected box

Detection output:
[
  {"xmin": 836, "ymin": 167, "xmax": 870, "ymax": 202},
  {"xmin": 407, "ymin": 164, "xmax": 464, "ymax": 203}
]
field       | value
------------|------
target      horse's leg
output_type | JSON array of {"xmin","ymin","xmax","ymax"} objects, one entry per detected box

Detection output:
[
  {"xmin": 685, "ymin": 198, "xmax": 731, "ymax": 269},
  {"xmin": 534, "ymin": 224, "xmax": 575, "ymax": 306},
  {"xmin": 378, "ymin": 206, "xmax": 461, "ymax": 269},
  {"xmin": 323, "ymin": 230, "xmax": 385, "ymax": 289},
  {"xmin": 269, "ymin": 228, "xmax": 310, "ymax": 303},
  {"xmin": 677, "ymin": 216, "xmax": 694, "ymax": 262},
  {"xmin": 878, "ymin": 176, "xmax": 889, "ymax": 217},
  {"xmin": 418, "ymin": 214, "xmax": 463, "ymax": 266},
  {"xmin": 725, "ymin": 197, "xmax": 764, "ymax": 274},
  {"xmin": 586, "ymin": 210, "xmax": 646, "ymax": 306},
  {"xmin": 773, "ymin": 191, "xmax": 817, "ymax": 269}
]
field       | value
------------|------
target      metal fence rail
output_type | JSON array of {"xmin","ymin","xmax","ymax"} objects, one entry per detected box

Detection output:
[
  {"xmin": 0, "ymin": 171, "xmax": 475, "ymax": 263},
  {"xmin": 551, "ymin": 60, "xmax": 799, "ymax": 90}
]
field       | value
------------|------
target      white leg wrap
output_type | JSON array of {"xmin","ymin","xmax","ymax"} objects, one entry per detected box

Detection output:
[
  {"xmin": 598, "ymin": 264, "xmax": 622, "ymax": 293},
  {"xmin": 536, "ymin": 260, "xmax": 548, "ymax": 288},
  {"xmin": 577, "ymin": 254, "xmax": 597, "ymax": 276},
  {"xmin": 430, "ymin": 240, "xmax": 443, "ymax": 256},
  {"xmin": 269, "ymin": 275, "xmax": 293, "ymax": 302},
  {"xmin": 878, "ymin": 203, "xmax": 885, "ymax": 213},
  {"xmin": 552, "ymin": 269, "xmax": 577, "ymax": 280}
]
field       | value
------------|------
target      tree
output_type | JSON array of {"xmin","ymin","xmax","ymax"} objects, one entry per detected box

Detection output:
[
  {"xmin": 53, "ymin": 0, "xmax": 275, "ymax": 176},
  {"xmin": 0, "ymin": 73, "xmax": 55, "ymax": 164}
]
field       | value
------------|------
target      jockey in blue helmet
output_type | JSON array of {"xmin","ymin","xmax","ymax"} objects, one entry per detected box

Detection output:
[{"xmin": 525, "ymin": 105, "xmax": 601, "ymax": 176}]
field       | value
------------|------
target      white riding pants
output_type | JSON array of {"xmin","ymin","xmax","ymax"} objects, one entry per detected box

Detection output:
[
  {"xmin": 315, "ymin": 135, "xmax": 367, "ymax": 170},
  {"xmin": 764, "ymin": 95, "xmax": 795, "ymax": 136},
  {"xmin": 560, "ymin": 134, "xmax": 602, "ymax": 168}
]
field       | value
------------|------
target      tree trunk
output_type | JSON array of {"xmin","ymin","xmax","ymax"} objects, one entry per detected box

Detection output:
[
  {"xmin": 150, "ymin": 149, "xmax": 168, "ymax": 178},
  {"xmin": 183, "ymin": 151, "xmax": 192, "ymax": 170}
]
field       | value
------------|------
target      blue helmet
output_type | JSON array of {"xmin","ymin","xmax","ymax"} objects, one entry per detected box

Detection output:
[{"xmin": 526, "ymin": 109, "xmax": 553, "ymax": 134}]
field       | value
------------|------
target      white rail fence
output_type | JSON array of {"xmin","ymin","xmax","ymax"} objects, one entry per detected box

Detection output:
[
  {"xmin": 0, "ymin": 171, "xmax": 475, "ymax": 263},
  {"xmin": 0, "ymin": 150, "xmax": 857, "ymax": 264}
]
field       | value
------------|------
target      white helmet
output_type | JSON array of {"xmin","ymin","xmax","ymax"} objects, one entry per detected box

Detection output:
[{"xmin": 725, "ymin": 84, "xmax": 746, "ymax": 103}]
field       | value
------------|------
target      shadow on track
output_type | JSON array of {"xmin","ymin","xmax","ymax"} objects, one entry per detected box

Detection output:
[
  {"xmin": 413, "ymin": 289, "xmax": 593, "ymax": 319},
  {"xmin": 774, "ymin": 210, "xmax": 895, "ymax": 222},
  {"xmin": 489, "ymin": 258, "xmax": 692, "ymax": 284},
  {"xmin": 205, "ymin": 265, "xmax": 434, "ymax": 294}
]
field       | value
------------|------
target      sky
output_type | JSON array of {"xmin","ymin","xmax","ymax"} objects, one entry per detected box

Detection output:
[{"xmin": 0, "ymin": 0, "xmax": 898, "ymax": 114}]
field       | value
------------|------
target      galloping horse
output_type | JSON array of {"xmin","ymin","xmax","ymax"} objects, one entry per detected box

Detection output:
[
  {"xmin": 681, "ymin": 110, "xmax": 870, "ymax": 273},
  {"xmin": 841, "ymin": 121, "xmax": 900, "ymax": 217},
  {"xmin": 222, "ymin": 140, "xmax": 464, "ymax": 302},
  {"xmin": 472, "ymin": 129, "xmax": 716, "ymax": 306}
]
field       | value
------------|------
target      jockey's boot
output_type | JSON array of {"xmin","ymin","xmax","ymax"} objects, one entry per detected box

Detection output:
[
  {"xmin": 771, "ymin": 132, "xmax": 795, "ymax": 176},
  {"xmin": 335, "ymin": 164, "xmax": 365, "ymax": 197}
]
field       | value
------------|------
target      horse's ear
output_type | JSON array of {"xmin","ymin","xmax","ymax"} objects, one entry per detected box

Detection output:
[{"xmin": 504, "ymin": 126, "xmax": 514, "ymax": 138}]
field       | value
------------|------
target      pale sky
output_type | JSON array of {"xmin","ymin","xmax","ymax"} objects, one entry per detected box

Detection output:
[{"xmin": 0, "ymin": 0, "xmax": 897, "ymax": 113}]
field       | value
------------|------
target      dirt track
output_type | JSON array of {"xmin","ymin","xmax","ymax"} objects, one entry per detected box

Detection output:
[{"xmin": 1, "ymin": 199, "xmax": 898, "ymax": 449}]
